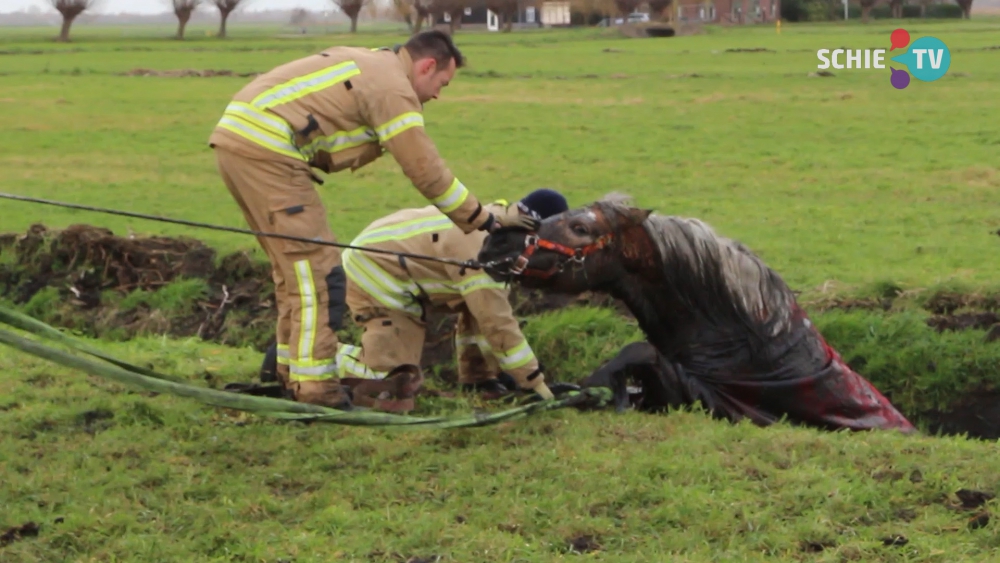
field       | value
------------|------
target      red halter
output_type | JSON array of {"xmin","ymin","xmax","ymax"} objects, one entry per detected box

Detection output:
[{"xmin": 509, "ymin": 233, "xmax": 613, "ymax": 279}]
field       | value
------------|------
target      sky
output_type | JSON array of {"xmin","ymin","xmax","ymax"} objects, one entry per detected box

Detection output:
[{"xmin": 1, "ymin": 0, "xmax": 337, "ymax": 14}]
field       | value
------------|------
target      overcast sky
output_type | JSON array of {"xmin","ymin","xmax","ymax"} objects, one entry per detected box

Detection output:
[{"xmin": 1, "ymin": 0, "xmax": 337, "ymax": 14}]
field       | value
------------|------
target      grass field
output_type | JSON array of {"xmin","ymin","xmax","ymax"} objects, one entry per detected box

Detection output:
[{"xmin": 3, "ymin": 18, "xmax": 1000, "ymax": 562}]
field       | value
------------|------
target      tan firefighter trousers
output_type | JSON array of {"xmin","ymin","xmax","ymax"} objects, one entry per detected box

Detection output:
[
  {"xmin": 345, "ymin": 282, "xmax": 500, "ymax": 385},
  {"xmin": 214, "ymin": 147, "xmax": 349, "ymax": 407}
]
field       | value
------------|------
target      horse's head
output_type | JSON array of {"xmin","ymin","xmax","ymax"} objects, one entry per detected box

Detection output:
[{"xmin": 478, "ymin": 199, "xmax": 653, "ymax": 293}]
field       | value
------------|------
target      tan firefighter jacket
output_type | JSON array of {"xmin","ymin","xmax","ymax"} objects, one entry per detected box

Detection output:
[
  {"xmin": 342, "ymin": 203, "xmax": 544, "ymax": 391},
  {"xmin": 208, "ymin": 45, "xmax": 491, "ymax": 234}
]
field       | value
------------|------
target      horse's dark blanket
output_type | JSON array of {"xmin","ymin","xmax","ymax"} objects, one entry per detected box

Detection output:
[{"xmin": 609, "ymin": 304, "xmax": 915, "ymax": 432}]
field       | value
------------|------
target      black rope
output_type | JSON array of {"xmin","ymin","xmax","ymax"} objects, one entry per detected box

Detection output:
[{"xmin": 0, "ymin": 192, "xmax": 490, "ymax": 272}]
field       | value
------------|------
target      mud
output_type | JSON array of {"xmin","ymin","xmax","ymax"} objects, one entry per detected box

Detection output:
[
  {"xmin": 0, "ymin": 224, "xmax": 587, "ymax": 383},
  {"xmin": 121, "ymin": 68, "xmax": 261, "ymax": 78},
  {"xmin": 0, "ymin": 522, "xmax": 39, "ymax": 547}
]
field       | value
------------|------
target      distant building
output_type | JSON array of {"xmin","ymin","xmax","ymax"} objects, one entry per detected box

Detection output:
[
  {"xmin": 435, "ymin": 0, "xmax": 570, "ymax": 30},
  {"xmin": 674, "ymin": 0, "xmax": 780, "ymax": 23}
]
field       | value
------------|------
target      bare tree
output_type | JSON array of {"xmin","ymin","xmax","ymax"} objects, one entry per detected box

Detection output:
[
  {"xmin": 433, "ymin": 0, "xmax": 468, "ymax": 32},
  {"xmin": 647, "ymin": 0, "xmax": 672, "ymax": 20},
  {"xmin": 290, "ymin": 7, "xmax": 310, "ymax": 33},
  {"xmin": 392, "ymin": 0, "xmax": 415, "ymax": 30},
  {"xmin": 485, "ymin": 0, "xmax": 519, "ymax": 31},
  {"xmin": 333, "ymin": 0, "xmax": 370, "ymax": 32},
  {"xmin": 411, "ymin": 0, "xmax": 433, "ymax": 32},
  {"xmin": 213, "ymin": 0, "xmax": 242, "ymax": 38},
  {"xmin": 613, "ymin": 0, "xmax": 642, "ymax": 19},
  {"xmin": 50, "ymin": 0, "xmax": 96, "ymax": 42},
  {"xmin": 955, "ymin": 0, "xmax": 972, "ymax": 18},
  {"xmin": 172, "ymin": 0, "xmax": 200, "ymax": 39},
  {"xmin": 859, "ymin": 0, "xmax": 877, "ymax": 21}
]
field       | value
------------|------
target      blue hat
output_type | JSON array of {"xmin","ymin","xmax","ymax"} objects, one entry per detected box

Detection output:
[{"xmin": 518, "ymin": 188, "xmax": 569, "ymax": 221}]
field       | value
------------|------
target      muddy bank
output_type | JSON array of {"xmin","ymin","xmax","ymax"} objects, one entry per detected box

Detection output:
[{"xmin": 0, "ymin": 224, "xmax": 620, "ymax": 383}]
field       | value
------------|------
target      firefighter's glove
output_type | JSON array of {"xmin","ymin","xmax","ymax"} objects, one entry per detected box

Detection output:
[{"xmin": 494, "ymin": 203, "xmax": 541, "ymax": 231}]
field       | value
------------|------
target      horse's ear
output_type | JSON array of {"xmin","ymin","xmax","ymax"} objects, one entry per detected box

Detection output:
[{"xmin": 622, "ymin": 208, "xmax": 652, "ymax": 226}]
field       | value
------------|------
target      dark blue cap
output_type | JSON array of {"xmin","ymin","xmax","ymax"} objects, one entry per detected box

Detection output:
[{"xmin": 518, "ymin": 188, "xmax": 569, "ymax": 221}]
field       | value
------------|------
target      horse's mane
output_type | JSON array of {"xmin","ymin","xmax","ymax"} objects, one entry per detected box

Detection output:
[{"xmin": 595, "ymin": 200, "xmax": 796, "ymax": 337}]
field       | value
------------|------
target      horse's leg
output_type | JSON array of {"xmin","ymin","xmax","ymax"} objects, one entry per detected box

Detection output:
[{"xmin": 581, "ymin": 341, "xmax": 660, "ymax": 412}]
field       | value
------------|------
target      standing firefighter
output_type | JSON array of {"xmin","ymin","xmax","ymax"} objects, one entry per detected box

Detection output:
[
  {"xmin": 341, "ymin": 189, "xmax": 572, "ymax": 409},
  {"xmin": 208, "ymin": 31, "xmax": 536, "ymax": 410}
]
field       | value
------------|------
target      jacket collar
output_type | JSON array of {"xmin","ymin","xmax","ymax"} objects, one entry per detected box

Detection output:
[{"xmin": 396, "ymin": 46, "xmax": 415, "ymax": 83}]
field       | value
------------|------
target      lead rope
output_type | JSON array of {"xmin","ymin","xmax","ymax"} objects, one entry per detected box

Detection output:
[{"xmin": 0, "ymin": 192, "xmax": 489, "ymax": 272}]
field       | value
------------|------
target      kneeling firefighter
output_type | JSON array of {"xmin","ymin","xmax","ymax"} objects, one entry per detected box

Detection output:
[{"xmin": 336, "ymin": 189, "xmax": 573, "ymax": 409}]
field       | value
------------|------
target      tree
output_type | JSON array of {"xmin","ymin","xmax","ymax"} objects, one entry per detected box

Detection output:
[
  {"xmin": 290, "ymin": 7, "xmax": 310, "ymax": 33},
  {"xmin": 411, "ymin": 0, "xmax": 434, "ymax": 32},
  {"xmin": 172, "ymin": 0, "xmax": 200, "ymax": 39},
  {"xmin": 50, "ymin": 0, "xmax": 96, "ymax": 42},
  {"xmin": 858, "ymin": 0, "xmax": 877, "ymax": 21},
  {"xmin": 433, "ymin": 0, "xmax": 468, "ymax": 33},
  {"xmin": 613, "ymin": 0, "xmax": 642, "ymax": 19},
  {"xmin": 334, "ymin": 0, "xmax": 370, "ymax": 32},
  {"xmin": 213, "ymin": 0, "xmax": 242, "ymax": 38},
  {"xmin": 392, "ymin": 0, "xmax": 415, "ymax": 30},
  {"xmin": 887, "ymin": 0, "xmax": 903, "ymax": 17},
  {"xmin": 955, "ymin": 0, "xmax": 972, "ymax": 18},
  {"xmin": 647, "ymin": 0, "xmax": 672, "ymax": 20}
]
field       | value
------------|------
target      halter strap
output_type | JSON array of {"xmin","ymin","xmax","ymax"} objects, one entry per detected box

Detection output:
[{"xmin": 510, "ymin": 233, "xmax": 613, "ymax": 279}]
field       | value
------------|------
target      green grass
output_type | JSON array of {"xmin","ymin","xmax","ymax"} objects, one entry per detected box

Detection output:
[{"xmin": 3, "ymin": 19, "xmax": 1000, "ymax": 562}]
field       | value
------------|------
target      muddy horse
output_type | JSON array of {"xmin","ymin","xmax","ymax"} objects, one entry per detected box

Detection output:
[{"xmin": 477, "ymin": 197, "xmax": 916, "ymax": 433}]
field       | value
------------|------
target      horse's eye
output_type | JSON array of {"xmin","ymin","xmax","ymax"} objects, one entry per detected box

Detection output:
[{"xmin": 572, "ymin": 224, "xmax": 590, "ymax": 237}]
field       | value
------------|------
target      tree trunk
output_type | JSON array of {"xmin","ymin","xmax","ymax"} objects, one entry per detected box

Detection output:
[
  {"xmin": 58, "ymin": 14, "xmax": 76, "ymax": 42},
  {"xmin": 503, "ymin": 12, "xmax": 513, "ymax": 31},
  {"xmin": 218, "ymin": 11, "xmax": 231, "ymax": 38},
  {"xmin": 176, "ymin": 16, "xmax": 190, "ymax": 39},
  {"xmin": 350, "ymin": 14, "xmax": 359, "ymax": 31},
  {"xmin": 861, "ymin": 5, "xmax": 871, "ymax": 21}
]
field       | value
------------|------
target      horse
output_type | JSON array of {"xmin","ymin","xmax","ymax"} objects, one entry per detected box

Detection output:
[{"xmin": 477, "ymin": 197, "xmax": 916, "ymax": 433}]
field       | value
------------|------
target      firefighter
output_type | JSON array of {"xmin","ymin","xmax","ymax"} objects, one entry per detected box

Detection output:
[
  {"xmin": 341, "ymin": 189, "xmax": 572, "ymax": 405},
  {"xmin": 208, "ymin": 31, "xmax": 537, "ymax": 410}
]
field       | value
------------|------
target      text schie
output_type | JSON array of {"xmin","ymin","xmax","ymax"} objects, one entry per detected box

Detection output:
[{"xmin": 816, "ymin": 49, "xmax": 886, "ymax": 69}]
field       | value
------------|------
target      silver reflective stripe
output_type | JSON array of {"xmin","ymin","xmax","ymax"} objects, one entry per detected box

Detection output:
[
  {"xmin": 294, "ymin": 260, "xmax": 317, "ymax": 365},
  {"xmin": 217, "ymin": 117, "xmax": 301, "ymax": 156},
  {"xmin": 253, "ymin": 62, "xmax": 360, "ymax": 109},
  {"xmin": 224, "ymin": 103, "xmax": 294, "ymax": 137},
  {"xmin": 498, "ymin": 341, "xmax": 534, "ymax": 370},
  {"xmin": 353, "ymin": 216, "xmax": 453, "ymax": 245},
  {"xmin": 290, "ymin": 362, "xmax": 338, "ymax": 376},
  {"xmin": 376, "ymin": 112, "xmax": 424, "ymax": 142}
]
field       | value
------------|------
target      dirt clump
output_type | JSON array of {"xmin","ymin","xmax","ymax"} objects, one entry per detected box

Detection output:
[
  {"xmin": 0, "ymin": 522, "xmax": 40, "ymax": 547},
  {"xmin": 121, "ymin": 68, "xmax": 260, "ymax": 78}
]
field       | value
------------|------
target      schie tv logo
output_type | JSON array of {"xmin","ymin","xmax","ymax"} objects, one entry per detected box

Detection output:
[{"xmin": 816, "ymin": 28, "xmax": 951, "ymax": 90}]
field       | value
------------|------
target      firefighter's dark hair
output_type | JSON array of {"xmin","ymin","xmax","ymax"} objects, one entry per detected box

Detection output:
[{"xmin": 404, "ymin": 30, "xmax": 465, "ymax": 70}]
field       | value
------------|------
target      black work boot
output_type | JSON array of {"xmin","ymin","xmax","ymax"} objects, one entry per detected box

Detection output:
[
  {"xmin": 461, "ymin": 379, "xmax": 511, "ymax": 400},
  {"xmin": 259, "ymin": 342, "xmax": 278, "ymax": 383}
]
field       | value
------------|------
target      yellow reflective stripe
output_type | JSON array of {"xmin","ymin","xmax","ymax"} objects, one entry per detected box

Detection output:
[
  {"xmin": 458, "ymin": 273, "xmax": 507, "ymax": 295},
  {"xmin": 431, "ymin": 179, "xmax": 469, "ymax": 214},
  {"xmin": 300, "ymin": 126, "xmax": 377, "ymax": 161},
  {"xmin": 336, "ymin": 344, "xmax": 386, "ymax": 380},
  {"xmin": 224, "ymin": 102, "xmax": 294, "ymax": 138},
  {"xmin": 289, "ymin": 362, "xmax": 337, "ymax": 380},
  {"xmin": 342, "ymin": 249, "xmax": 423, "ymax": 316},
  {"xmin": 217, "ymin": 117, "xmax": 305, "ymax": 161},
  {"xmin": 293, "ymin": 260, "xmax": 318, "ymax": 367},
  {"xmin": 353, "ymin": 215, "xmax": 453, "ymax": 245},
  {"xmin": 276, "ymin": 344, "xmax": 290, "ymax": 365},
  {"xmin": 375, "ymin": 111, "xmax": 424, "ymax": 143},
  {"xmin": 252, "ymin": 60, "xmax": 360, "ymax": 109},
  {"xmin": 456, "ymin": 334, "xmax": 493, "ymax": 354},
  {"xmin": 496, "ymin": 340, "xmax": 535, "ymax": 371}
]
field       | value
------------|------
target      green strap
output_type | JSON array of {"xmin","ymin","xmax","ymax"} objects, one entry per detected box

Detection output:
[{"xmin": 0, "ymin": 306, "xmax": 611, "ymax": 429}]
